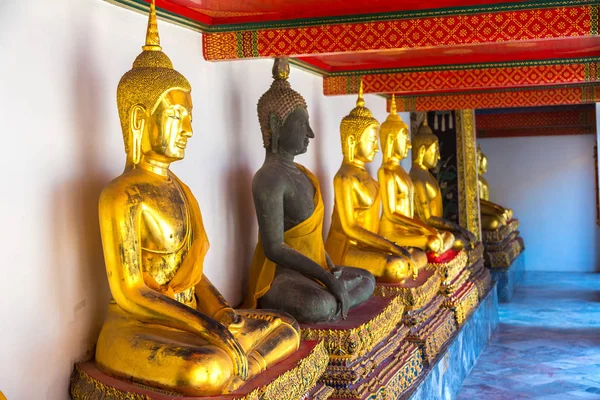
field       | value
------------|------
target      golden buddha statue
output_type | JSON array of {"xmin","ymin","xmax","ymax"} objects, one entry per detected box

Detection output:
[
  {"xmin": 409, "ymin": 119, "xmax": 478, "ymax": 249},
  {"xmin": 94, "ymin": 5, "xmax": 299, "ymax": 395},
  {"xmin": 477, "ymin": 145, "xmax": 513, "ymax": 230},
  {"xmin": 378, "ymin": 96, "xmax": 455, "ymax": 256},
  {"xmin": 325, "ymin": 85, "xmax": 426, "ymax": 283}
]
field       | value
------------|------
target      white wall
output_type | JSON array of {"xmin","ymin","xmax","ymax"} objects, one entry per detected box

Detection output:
[
  {"xmin": 0, "ymin": 1, "xmax": 388, "ymax": 398},
  {"xmin": 479, "ymin": 135, "xmax": 600, "ymax": 272}
]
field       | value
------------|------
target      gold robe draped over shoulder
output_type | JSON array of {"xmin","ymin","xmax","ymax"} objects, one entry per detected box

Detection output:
[
  {"xmin": 141, "ymin": 172, "xmax": 209, "ymax": 303},
  {"xmin": 244, "ymin": 164, "xmax": 328, "ymax": 308}
]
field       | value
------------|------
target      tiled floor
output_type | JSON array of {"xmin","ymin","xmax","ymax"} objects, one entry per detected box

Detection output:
[{"xmin": 456, "ymin": 272, "xmax": 600, "ymax": 400}]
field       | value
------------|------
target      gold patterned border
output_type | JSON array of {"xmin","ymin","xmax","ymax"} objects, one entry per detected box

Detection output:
[
  {"xmin": 301, "ymin": 296, "xmax": 404, "ymax": 361},
  {"xmin": 320, "ymin": 325, "xmax": 408, "ymax": 386},
  {"xmin": 406, "ymin": 308, "xmax": 457, "ymax": 364},
  {"xmin": 374, "ymin": 271, "xmax": 441, "ymax": 311},
  {"xmin": 439, "ymin": 267, "xmax": 470, "ymax": 297},
  {"xmin": 442, "ymin": 281, "xmax": 479, "ymax": 326},
  {"xmin": 482, "ymin": 219, "xmax": 520, "ymax": 243},
  {"xmin": 307, "ymin": 385, "xmax": 334, "ymax": 400},
  {"xmin": 486, "ymin": 238, "xmax": 524, "ymax": 269},
  {"xmin": 456, "ymin": 110, "xmax": 483, "ymax": 241},
  {"xmin": 429, "ymin": 249, "xmax": 468, "ymax": 284},
  {"xmin": 468, "ymin": 259, "xmax": 492, "ymax": 300},
  {"xmin": 71, "ymin": 365, "xmax": 150, "ymax": 400},
  {"xmin": 466, "ymin": 242, "xmax": 485, "ymax": 265}
]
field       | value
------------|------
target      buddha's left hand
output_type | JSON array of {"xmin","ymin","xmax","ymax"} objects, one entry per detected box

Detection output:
[{"xmin": 215, "ymin": 307, "xmax": 245, "ymax": 331}]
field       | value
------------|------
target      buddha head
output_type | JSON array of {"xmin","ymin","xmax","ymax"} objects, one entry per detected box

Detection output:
[
  {"xmin": 477, "ymin": 145, "xmax": 488, "ymax": 175},
  {"xmin": 411, "ymin": 117, "xmax": 440, "ymax": 169},
  {"xmin": 340, "ymin": 81, "xmax": 380, "ymax": 164},
  {"xmin": 380, "ymin": 95, "xmax": 410, "ymax": 161},
  {"xmin": 257, "ymin": 58, "xmax": 312, "ymax": 156},
  {"xmin": 116, "ymin": 0, "xmax": 193, "ymax": 167}
]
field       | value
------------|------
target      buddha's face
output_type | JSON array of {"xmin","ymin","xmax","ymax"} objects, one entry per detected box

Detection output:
[
  {"xmin": 356, "ymin": 124, "xmax": 379, "ymax": 163},
  {"xmin": 422, "ymin": 141, "xmax": 440, "ymax": 168},
  {"xmin": 145, "ymin": 89, "xmax": 193, "ymax": 161},
  {"xmin": 394, "ymin": 128, "xmax": 411, "ymax": 159},
  {"xmin": 278, "ymin": 107, "xmax": 314, "ymax": 155}
]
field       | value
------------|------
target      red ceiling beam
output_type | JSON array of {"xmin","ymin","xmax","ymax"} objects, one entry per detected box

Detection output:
[
  {"xmin": 387, "ymin": 84, "xmax": 600, "ymax": 112},
  {"xmin": 477, "ymin": 125, "xmax": 595, "ymax": 138},
  {"xmin": 323, "ymin": 58, "xmax": 600, "ymax": 96},
  {"xmin": 203, "ymin": 3, "xmax": 597, "ymax": 61}
]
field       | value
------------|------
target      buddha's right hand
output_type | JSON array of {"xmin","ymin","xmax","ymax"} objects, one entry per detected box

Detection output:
[
  {"xmin": 325, "ymin": 275, "xmax": 350, "ymax": 320},
  {"xmin": 211, "ymin": 325, "xmax": 248, "ymax": 380},
  {"xmin": 427, "ymin": 234, "xmax": 443, "ymax": 254}
]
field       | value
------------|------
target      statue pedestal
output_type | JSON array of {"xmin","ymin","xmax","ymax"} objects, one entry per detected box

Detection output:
[
  {"xmin": 70, "ymin": 341, "xmax": 331, "ymax": 400},
  {"xmin": 491, "ymin": 251, "xmax": 526, "ymax": 302},
  {"xmin": 429, "ymin": 250, "xmax": 479, "ymax": 327},
  {"xmin": 376, "ymin": 270, "xmax": 457, "ymax": 365},
  {"xmin": 402, "ymin": 283, "xmax": 499, "ymax": 400},
  {"xmin": 482, "ymin": 219, "xmax": 525, "ymax": 302},
  {"xmin": 301, "ymin": 296, "xmax": 423, "ymax": 399}
]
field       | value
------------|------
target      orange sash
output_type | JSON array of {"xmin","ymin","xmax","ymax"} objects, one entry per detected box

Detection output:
[{"xmin": 243, "ymin": 164, "xmax": 328, "ymax": 309}]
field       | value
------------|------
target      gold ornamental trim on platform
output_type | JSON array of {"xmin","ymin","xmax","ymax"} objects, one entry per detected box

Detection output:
[
  {"xmin": 466, "ymin": 242, "xmax": 485, "ymax": 265},
  {"xmin": 70, "ymin": 341, "xmax": 330, "ymax": 400},
  {"xmin": 301, "ymin": 296, "xmax": 405, "ymax": 361},
  {"xmin": 429, "ymin": 249, "xmax": 468, "ymax": 284},
  {"xmin": 406, "ymin": 308, "xmax": 457, "ymax": 364},
  {"xmin": 456, "ymin": 109, "xmax": 482, "ymax": 241},
  {"xmin": 373, "ymin": 271, "xmax": 442, "ymax": 311},
  {"xmin": 487, "ymin": 238, "xmax": 524, "ymax": 269},
  {"xmin": 482, "ymin": 219, "xmax": 520, "ymax": 243},
  {"xmin": 442, "ymin": 281, "xmax": 479, "ymax": 326}
]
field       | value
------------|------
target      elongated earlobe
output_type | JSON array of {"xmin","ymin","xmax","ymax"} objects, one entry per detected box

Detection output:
[{"xmin": 130, "ymin": 105, "xmax": 146, "ymax": 165}]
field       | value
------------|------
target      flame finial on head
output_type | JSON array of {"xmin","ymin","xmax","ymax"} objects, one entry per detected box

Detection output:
[
  {"xmin": 390, "ymin": 94, "xmax": 397, "ymax": 114},
  {"xmin": 143, "ymin": 0, "xmax": 161, "ymax": 51},
  {"xmin": 356, "ymin": 79, "xmax": 365, "ymax": 108}
]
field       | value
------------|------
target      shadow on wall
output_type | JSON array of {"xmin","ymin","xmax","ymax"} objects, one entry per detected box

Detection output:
[
  {"xmin": 311, "ymin": 94, "xmax": 331, "ymax": 205},
  {"xmin": 45, "ymin": 26, "xmax": 112, "ymax": 397},
  {"xmin": 223, "ymin": 64, "xmax": 256, "ymax": 302}
]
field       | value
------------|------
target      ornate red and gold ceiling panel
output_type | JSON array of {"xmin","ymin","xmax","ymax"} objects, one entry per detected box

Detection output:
[
  {"xmin": 475, "ymin": 104, "xmax": 596, "ymax": 137},
  {"xmin": 476, "ymin": 125, "xmax": 595, "ymax": 137},
  {"xmin": 387, "ymin": 84, "xmax": 600, "ymax": 111},
  {"xmin": 476, "ymin": 105, "xmax": 596, "ymax": 130},
  {"xmin": 324, "ymin": 58, "xmax": 600, "ymax": 96},
  {"xmin": 109, "ymin": 0, "xmax": 600, "ymax": 109},
  {"xmin": 202, "ymin": 2, "xmax": 597, "ymax": 60}
]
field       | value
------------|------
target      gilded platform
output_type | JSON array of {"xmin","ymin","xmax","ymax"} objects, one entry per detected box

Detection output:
[
  {"xmin": 374, "ymin": 269, "xmax": 441, "ymax": 310},
  {"xmin": 482, "ymin": 219, "xmax": 519, "ymax": 243},
  {"xmin": 70, "ymin": 341, "xmax": 330, "ymax": 400},
  {"xmin": 466, "ymin": 242, "xmax": 485, "ymax": 265},
  {"xmin": 301, "ymin": 296, "xmax": 422, "ymax": 399},
  {"xmin": 403, "ymin": 283, "xmax": 499, "ymax": 399},
  {"xmin": 329, "ymin": 340, "xmax": 423, "ymax": 400},
  {"xmin": 467, "ymin": 258, "xmax": 492, "ymax": 301},
  {"xmin": 441, "ymin": 278, "xmax": 479, "ymax": 326},
  {"xmin": 434, "ymin": 256, "xmax": 480, "ymax": 327},
  {"xmin": 405, "ymin": 305, "xmax": 457, "ymax": 365},
  {"xmin": 427, "ymin": 249, "xmax": 468, "ymax": 284},
  {"xmin": 486, "ymin": 237, "xmax": 524, "ymax": 269},
  {"xmin": 375, "ymin": 267, "xmax": 457, "ymax": 365},
  {"xmin": 301, "ymin": 296, "xmax": 404, "ymax": 362}
]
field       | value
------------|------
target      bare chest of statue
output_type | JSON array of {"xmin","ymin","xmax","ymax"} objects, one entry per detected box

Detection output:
[
  {"xmin": 283, "ymin": 167, "xmax": 316, "ymax": 231},
  {"xmin": 352, "ymin": 170, "xmax": 378, "ymax": 210},
  {"xmin": 423, "ymin": 173, "xmax": 443, "ymax": 217},
  {"xmin": 391, "ymin": 166, "xmax": 414, "ymax": 217},
  {"xmin": 135, "ymin": 178, "xmax": 191, "ymax": 286}
]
